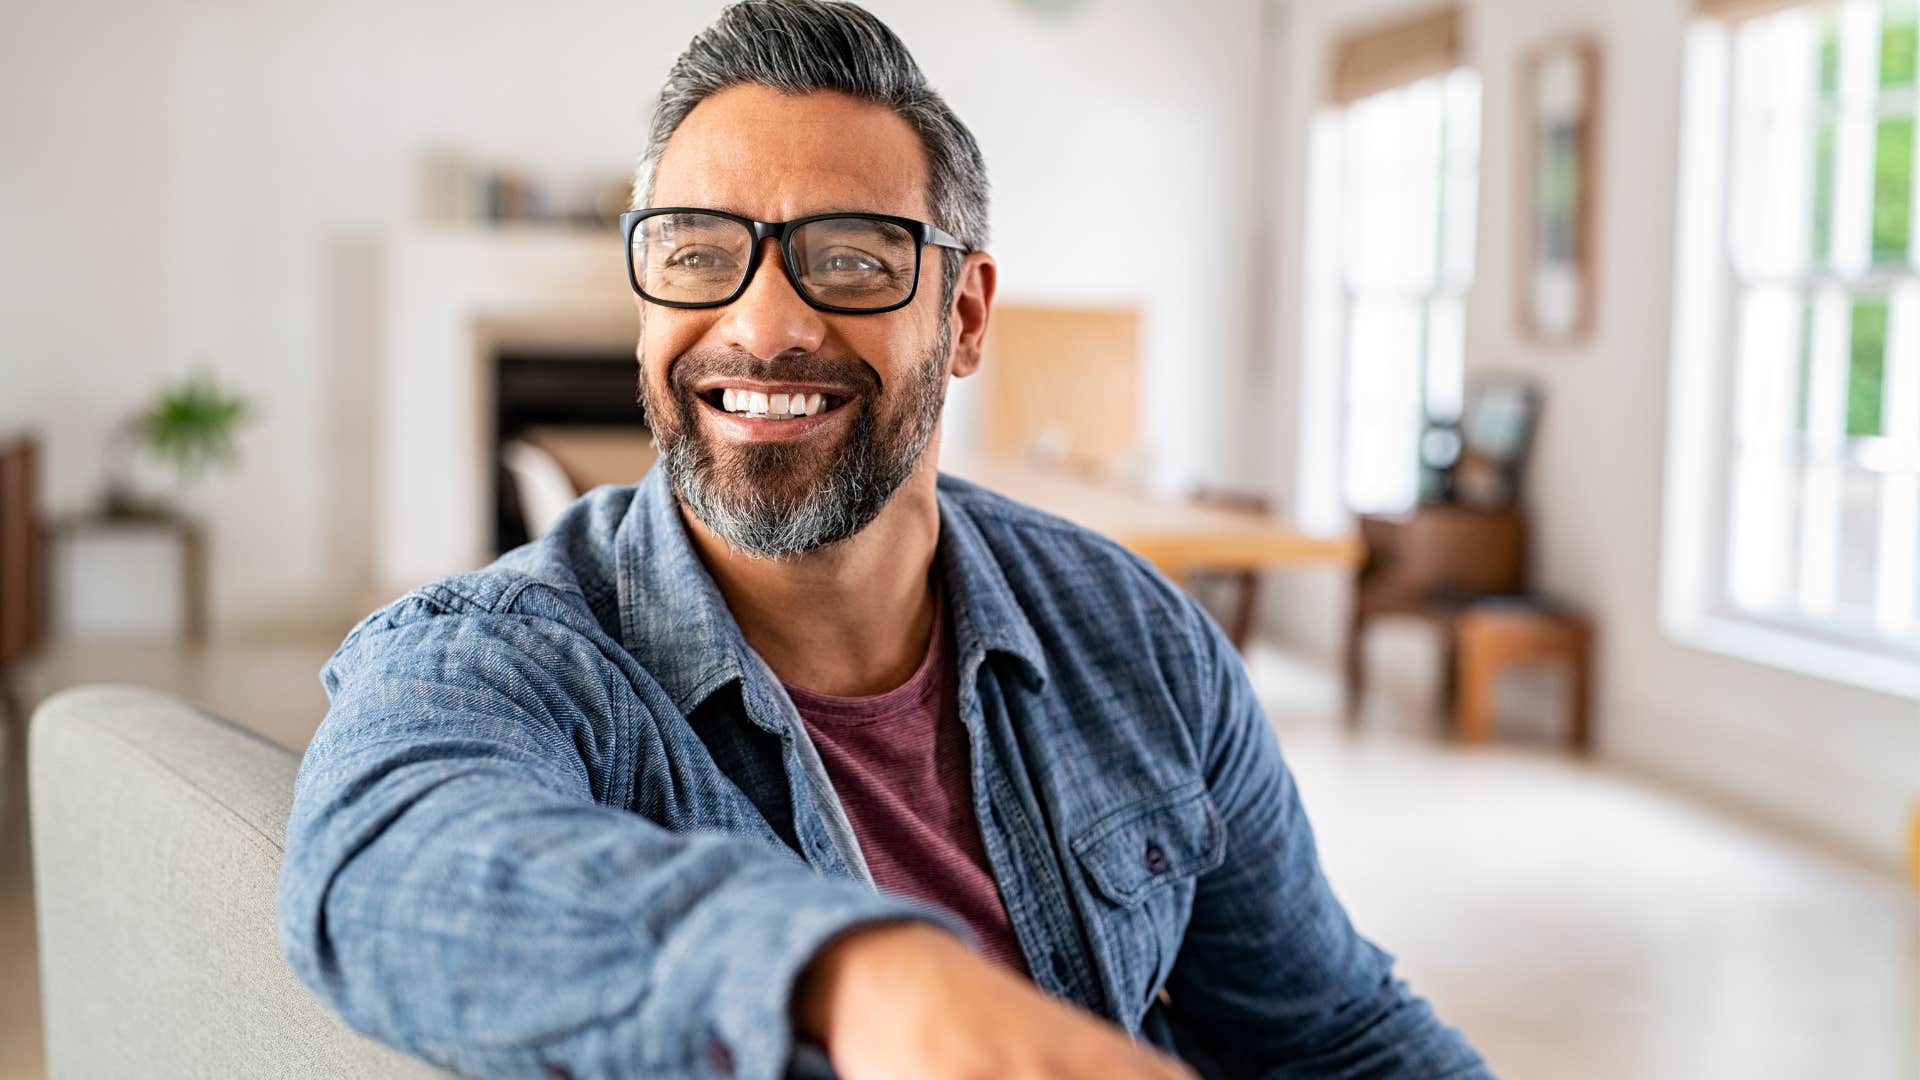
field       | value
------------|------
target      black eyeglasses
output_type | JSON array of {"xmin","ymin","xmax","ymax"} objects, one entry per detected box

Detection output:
[{"xmin": 620, "ymin": 207, "xmax": 970, "ymax": 315}]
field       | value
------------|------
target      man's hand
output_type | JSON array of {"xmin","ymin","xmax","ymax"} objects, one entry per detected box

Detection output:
[{"xmin": 790, "ymin": 922, "xmax": 1198, "ymax": 1080}]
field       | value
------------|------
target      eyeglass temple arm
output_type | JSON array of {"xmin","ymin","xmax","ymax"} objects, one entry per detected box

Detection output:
[{"xmin": 927, "ymin": 225, "xmax": 969, "ymax": 252}]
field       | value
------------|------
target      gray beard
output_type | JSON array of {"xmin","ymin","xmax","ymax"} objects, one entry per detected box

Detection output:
[{"xmin": 640, "ymin": 319, "xmax": 951, "ymax": 560}]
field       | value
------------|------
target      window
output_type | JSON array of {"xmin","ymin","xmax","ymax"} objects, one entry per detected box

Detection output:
[
  {"xmin": 1666, "ymin": 0, "xmax": 1920, "ymax": 696},
  {"xmin": 1301, "ymin": 68, "xmax": 1482, "ymax": 524}
]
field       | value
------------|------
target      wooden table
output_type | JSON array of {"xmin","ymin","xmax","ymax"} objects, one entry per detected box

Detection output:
[
  {"xmin": 945, "ymin": 457, "xmax": 1361, "ymax": 580},
  {"xmin": 49, "ymin": 511, "xmax": 208, "ymax": 643}
]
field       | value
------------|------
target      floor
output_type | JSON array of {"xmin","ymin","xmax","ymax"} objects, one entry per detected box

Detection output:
[{"xmin": 0, "ymin": 633, "xmax": 1915, "ymax": 1080}]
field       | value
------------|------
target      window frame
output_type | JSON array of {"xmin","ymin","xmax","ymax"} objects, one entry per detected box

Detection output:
[
  {"xmin": 1298, "ymin": 67, "xmax": 1484, "ymax": 528},
  {"xmin": 1663, "ymin": 3, "xmax": 1920, "ymax": 700}
]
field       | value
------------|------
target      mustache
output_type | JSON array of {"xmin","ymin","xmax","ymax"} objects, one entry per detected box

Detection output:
[{"xmin": 667, "ymin": 346, "xmax": 883, "ymax": 399}]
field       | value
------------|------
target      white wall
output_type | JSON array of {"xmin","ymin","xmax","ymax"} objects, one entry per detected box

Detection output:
[
  {"xmin": 10, "ymin": 0, "xmax": 1909, "ymax": 870},
  {"xmin": 0, "ymin": 0, "xmax": 1269, "ymax": 632},
  {"xmin": 1265, "ymin": 0, "xmax": 1920, "ymax": 871}
]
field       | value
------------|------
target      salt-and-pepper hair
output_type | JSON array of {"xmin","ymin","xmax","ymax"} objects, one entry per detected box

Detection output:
[{"xmin": 630, "ymin": 0, "xmax": 990, "ymax": 299}]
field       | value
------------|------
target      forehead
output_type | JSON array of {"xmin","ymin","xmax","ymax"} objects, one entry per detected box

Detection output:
[{"xmin": 651, "ymin": 84, "xmax": 933, "ymax": 223}]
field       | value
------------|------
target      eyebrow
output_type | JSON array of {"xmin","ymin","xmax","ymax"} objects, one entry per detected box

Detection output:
[
  {"xmin": 801, "ymin": 217, "xmax": 907, "ymax": 242},
  {"xmin": 669, "ymin": 205, "xmax": 912, "ymax": 223}
]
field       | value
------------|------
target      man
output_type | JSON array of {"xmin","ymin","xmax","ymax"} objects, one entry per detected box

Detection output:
[{"xmin": 278, "ymin": 2, "xmax": 1492, "ymax": 1078}]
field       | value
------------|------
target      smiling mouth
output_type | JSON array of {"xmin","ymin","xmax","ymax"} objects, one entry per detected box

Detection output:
[{"xmin": 698, "ymin": 387, "xmax": 854, "ymax": 421}]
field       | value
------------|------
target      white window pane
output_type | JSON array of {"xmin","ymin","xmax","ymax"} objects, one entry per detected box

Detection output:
[
  {"xmin": 1338, "ymin": 101, "xmax": 1378, "ymax": 282},
  {"xmin": 1753, "ymin": 8, "xmax": 1817, "ymax": 122},
  {"xmin": 1345, "ymin": 299, "xmax": 1422, "ymax": 512},
  {"xmin": 1440, "ymin": 163, "xmax": 1478, "ymax": 288},
  {"xmin": 1799, "ymin": 461, "xmax": 1844, "ymax": 616},
  {"xmin": 1880, "ymin": 471, "xmax": 1919, "ymax": 636},
  {"xmin": 1427, "ymin": 295, "xmax": 1465, "ymax": 422},
  {"xmin": 1910, "ymin": 504, "xmax": 1920, "ymax": 645},
  {"xmin": 1731, "ymin": 12, "xmax": 1819, "ymax": 277},
  {"xmin": 1805, "ymin": 286, "xmax": 1852, "ymax": 443},
  {"xmin": 1729, "ymin": 22, "xmax": 1771, "ymax": 272},
  {"xmin": 1734, "ymin": 285, "xmax": 1806, "ymax": 438},
  {"xmin": 1345, "ymin": 421, "xmax": 1421, "ymax": 512},
  {"xmin": 1329, "ymin": 70, "xmax": 1480, "ymax": 517},
  {"xmin": 1728, "ymin": 283, "xmax": 1806, "ymax": 614},
  {"xmin": 1444, "ymin": 67, "xmax": 1482, "ymax": 168},
  {"xmin": 1401, "ymin": 78, "xmax": 1445, "ymax": 291},
  {"xmin": 1729, "ymin": 450, "xmax": 1803, "ymax": 612},
  {"xmin": 1342, "ymin": 91, "xmax": 1413, "ymax": 292},
  {"xmin": 1884, "ymin": 282, "xmax": 1919, "ymax": 441},
  {"xmin": 1833, "ymin": 466, "xmax": 1884, "ymax": 621},
  {"xmin": 1440, "ymin": 69, "xmax": 1481, "ymax": 285},
  {"xmin": 1768, "ymin": 112, "xmax": 1818, "ymax": 277},
  {"xmin": 1344, "ymin": 81, "xmax": 1447, "ymax": 294},
  {"xmin": 1912, "ymin": 95, "xmax": 1920, "ymax": 268},
  {"xmin": 1828, "ymin": 1, "xmax": 1883, "ymax": 273},
  {"xmin": 1876, "ymin": 284, "xmax": 1919, "ymax": 634},
  {"xmin": 1796, "ymin": 288, "xmax": 1852, "ymax": 615}
]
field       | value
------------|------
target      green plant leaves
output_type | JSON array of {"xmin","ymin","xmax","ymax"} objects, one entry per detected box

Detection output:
[{"xmin": 141, "ymin": 369, "xmax": 252, "ymax": 481}]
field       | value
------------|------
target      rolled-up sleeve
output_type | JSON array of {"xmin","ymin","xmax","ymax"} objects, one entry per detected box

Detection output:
[
  {"xmin": 276, "ymin": 592, "xmax": 968, "ymax": 1080},
  {"xmin": 1161, "ymin": 598, "xmax": 1495, "ymax": 1079}
]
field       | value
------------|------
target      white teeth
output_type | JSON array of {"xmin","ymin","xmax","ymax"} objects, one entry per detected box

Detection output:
[{"xmin": 716, "ymin": 388, "xmax": 836, "ymax": 419}]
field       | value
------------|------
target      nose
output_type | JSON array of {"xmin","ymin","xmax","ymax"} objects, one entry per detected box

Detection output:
[{"xmin": 714, "ymin": 238, "xmax": 828, "ymax": 361}]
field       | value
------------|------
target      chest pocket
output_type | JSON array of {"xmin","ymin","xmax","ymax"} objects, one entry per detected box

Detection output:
[{"xmin": 1069, "ymin": 781, "xmax": 1226, "ymax": 1029}]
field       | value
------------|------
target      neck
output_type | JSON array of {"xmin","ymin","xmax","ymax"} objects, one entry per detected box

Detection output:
[{"xmin": 680, "ymin": 444, "xmax": 944, "ymax": 698}]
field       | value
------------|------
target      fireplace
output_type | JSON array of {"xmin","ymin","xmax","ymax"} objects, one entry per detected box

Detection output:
[
  {"xmin": 491, "ymin": 350, "xmax": 652, "ymax": 553},
  {"xmin": 372, "ymin": 225, "xmax": 638, "ymax": 600}
]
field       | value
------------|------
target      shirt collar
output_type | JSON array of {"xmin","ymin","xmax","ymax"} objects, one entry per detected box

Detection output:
[
  {"xmin": 930, "ymin": 471, "xmax": 1050, "ymax": 691},
  {"xmin": 614, "ymin": 465, "xmax": 1049, "ymax": 719}
]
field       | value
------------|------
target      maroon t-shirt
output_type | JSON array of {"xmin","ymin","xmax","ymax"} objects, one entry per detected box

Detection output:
[{"xmin": 780, "ymin": 584, "xmax": 1032, "ymax": 978}]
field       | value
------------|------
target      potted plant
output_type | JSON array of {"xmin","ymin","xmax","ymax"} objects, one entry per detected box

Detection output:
[{"xmin": 102, "ymin": 370, "xmax": 254, "ymax": 518}]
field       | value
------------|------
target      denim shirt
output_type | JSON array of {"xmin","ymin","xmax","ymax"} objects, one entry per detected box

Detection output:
[{"xmin": 278, "ymin": 464, "xmax": 1491, "ymax": 1080}]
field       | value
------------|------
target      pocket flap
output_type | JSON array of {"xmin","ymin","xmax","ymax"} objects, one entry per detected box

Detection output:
[{"xmin": 1070, "ymin": 783, "xmax": 1225, "ymax": 907}]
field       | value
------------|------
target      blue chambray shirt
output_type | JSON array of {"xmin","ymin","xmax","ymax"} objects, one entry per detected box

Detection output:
[{"xmin": 278, "ymin": 464, "xmax": 1492, "ymax": 1080}]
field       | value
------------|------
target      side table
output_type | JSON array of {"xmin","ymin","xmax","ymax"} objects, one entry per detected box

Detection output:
[{"xmin": 49, "ymin": 511, "xmax": 208, "ymax": 643}]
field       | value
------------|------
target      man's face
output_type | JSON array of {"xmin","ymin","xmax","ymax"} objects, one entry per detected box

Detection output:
[{"xmin": 637, "ymin": 85, "xmax": 966, "ymax": 559}]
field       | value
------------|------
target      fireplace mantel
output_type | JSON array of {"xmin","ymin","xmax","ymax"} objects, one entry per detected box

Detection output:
[{"xmin": 374, "ymin": 225, "xmax": 635, "ymax": 600}]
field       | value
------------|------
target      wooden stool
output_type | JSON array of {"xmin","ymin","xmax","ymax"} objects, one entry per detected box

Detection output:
[{"xmin": 1453, "ymin": 601, "xmax": 1592, "ymax": 752}]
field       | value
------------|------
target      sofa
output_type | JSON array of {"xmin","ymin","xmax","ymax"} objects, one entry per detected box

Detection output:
[{"xmin": 28, "ymin": 684, "xmax": 456, "ymax": 1079}]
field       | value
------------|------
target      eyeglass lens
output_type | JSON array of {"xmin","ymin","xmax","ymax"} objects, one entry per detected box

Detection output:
[{"xmin": 631, "ymin": 212, "xmax": 921, "ymax": 310}]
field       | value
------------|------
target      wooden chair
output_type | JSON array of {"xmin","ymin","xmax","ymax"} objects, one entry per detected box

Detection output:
[
  {"xmin": 1454, "ymin": 600, "xmax": 1593, "ymax": 752},
  {"xmin": 1185, "ymin": 487, "xmax": 1273, "ymax": 651},
  {"xmin": 1345, "ymin": 503, "xmax": 1526, "ymax": 729},
  {"xmin": 1347, "ymin": 503, "xmax": 1594, "ymax": 750}
]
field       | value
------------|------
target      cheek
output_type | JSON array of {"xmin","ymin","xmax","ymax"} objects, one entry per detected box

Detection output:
[
  {"xmin": 639, "ymin": 316, "xmax": 707, "ymax": 392},
  {"xmin": 853, "ymin": 312, "xmax": 947, "ymax": 388}
]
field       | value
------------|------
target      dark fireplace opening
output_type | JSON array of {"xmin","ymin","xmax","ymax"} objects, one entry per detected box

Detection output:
[{"xmin": 492, "ymin": 351, "xmax": 652, "ymax": 554}]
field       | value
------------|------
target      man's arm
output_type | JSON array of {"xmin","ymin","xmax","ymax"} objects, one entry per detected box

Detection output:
[
  {"xmin": 276, "ymin": 589, "xmax": 969, "ymax": 1080},
  {"xmin": 1159, "ymin": 597, "xmax": 1494, "ymax": 1079}
]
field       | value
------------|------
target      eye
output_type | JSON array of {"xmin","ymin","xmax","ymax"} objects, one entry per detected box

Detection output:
[
  {"xmin": 811, "ymin": 250, "xmax": 886, "ymax": 275},
  {"xmin": 664, "ymin": 245, "xmax": 737, "ymax": 270}
]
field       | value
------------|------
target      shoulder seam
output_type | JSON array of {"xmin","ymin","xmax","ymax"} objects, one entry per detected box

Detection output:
[{"xmin": 957, "ymin": 491, "xmax": 1130, "ymax": 551}]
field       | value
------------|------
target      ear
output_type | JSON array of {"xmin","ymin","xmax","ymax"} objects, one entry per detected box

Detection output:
[{"xmin": 945, "ymin": 251, "xmax": 996, "ymax": 380}]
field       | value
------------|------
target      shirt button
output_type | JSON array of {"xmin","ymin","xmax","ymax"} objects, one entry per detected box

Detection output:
[
  {"xmin": 1144, "ymin": 845, "xmax": 1168, "ymax": 873},
  {"xmin": 706, "ymin": 1037, "xmax": 735, "ymax": 1076}
]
